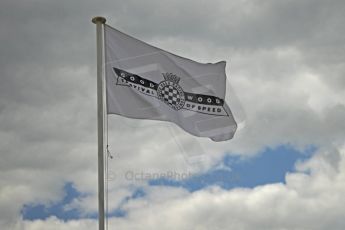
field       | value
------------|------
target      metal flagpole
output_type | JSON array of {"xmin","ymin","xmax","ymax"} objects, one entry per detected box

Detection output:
[{"xmin": 92, "ymin": 16, "xmax": 106, "ymax": 230}]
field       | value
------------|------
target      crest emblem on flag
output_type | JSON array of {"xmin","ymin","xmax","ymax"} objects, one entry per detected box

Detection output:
[
  {"xmin": 112, "ymin": 67, "xmax": 230, "ymax": 117},
  {"xmin": 157, "ymin": 73, "xmax": 186, "ymax": 110}
]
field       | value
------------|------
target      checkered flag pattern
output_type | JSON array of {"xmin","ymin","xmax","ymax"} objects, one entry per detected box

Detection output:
[{"xmin": 162, "ymin": 85, "xmax": 181, "ymax": 105}]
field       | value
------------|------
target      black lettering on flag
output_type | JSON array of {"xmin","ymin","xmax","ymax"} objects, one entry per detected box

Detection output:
[
  {"xmin": 114, "ymin": 68, "xmax": 158, "ymax": 90},
  {"xmin": 184, "ymin": 92, "xmax": 224, "ymax": 106}
]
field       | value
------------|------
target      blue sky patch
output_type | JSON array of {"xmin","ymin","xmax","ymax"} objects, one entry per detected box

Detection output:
[
  {"xmin": 149, "ymin": 144, "xmax": 316, "ymax": 191},
  {"xmin": 21, "ymin": 145, "xmax": 316, "ymax": 221},
  {"xmin": 21, "ymin": 182, "xmax": 87, "ymax": 221},
  {"xmin": 21, "ymin": 184, "xmax": 145, "ymax": 220},
  {"xmin": 109, "ymin": 187, "xmax": 146, "ymax": 218}
]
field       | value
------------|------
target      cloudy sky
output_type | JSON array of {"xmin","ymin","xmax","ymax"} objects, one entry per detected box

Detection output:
[{"xmin": 1, "ymin": 0, "xmax": 345, "ymax": 229}]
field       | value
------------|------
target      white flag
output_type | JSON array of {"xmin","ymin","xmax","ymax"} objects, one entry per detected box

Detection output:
[{"xmin": 105, "ymin": 25, "xmax": 237, "ymax": 141}]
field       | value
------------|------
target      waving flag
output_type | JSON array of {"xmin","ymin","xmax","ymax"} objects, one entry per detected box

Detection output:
[{"xmin": 104, "ymin": 25, "xmax": 237, "ymax": 141}]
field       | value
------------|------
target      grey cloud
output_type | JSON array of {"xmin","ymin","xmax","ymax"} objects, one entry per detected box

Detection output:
[{"xmin": 1, "ymin": 0, "xmax": 345, "ymax": 229}]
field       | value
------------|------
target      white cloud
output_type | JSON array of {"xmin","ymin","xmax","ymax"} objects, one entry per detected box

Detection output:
[
  {"xmin": 19, "ymin": 217, "xmax": 97, "ymax": 230},
  {"xmin": 19, "ymin": 146, "xmax": 345, "ymax": 230}
]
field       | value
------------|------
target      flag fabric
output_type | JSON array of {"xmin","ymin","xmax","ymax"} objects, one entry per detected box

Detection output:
[{"xmin": 104, "ymin": 25, "xmax": 237, "ymax": 141}]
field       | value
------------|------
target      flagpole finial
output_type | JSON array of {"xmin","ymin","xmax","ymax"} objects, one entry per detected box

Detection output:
[{"xmin": 92, "ymin": 16, "xmax": 106, "ymax": 24}]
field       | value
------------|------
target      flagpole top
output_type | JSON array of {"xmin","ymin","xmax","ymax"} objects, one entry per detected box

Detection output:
[{"xmin": 92, "ymin": 16, "xmax": 106, "ymax": 24}]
